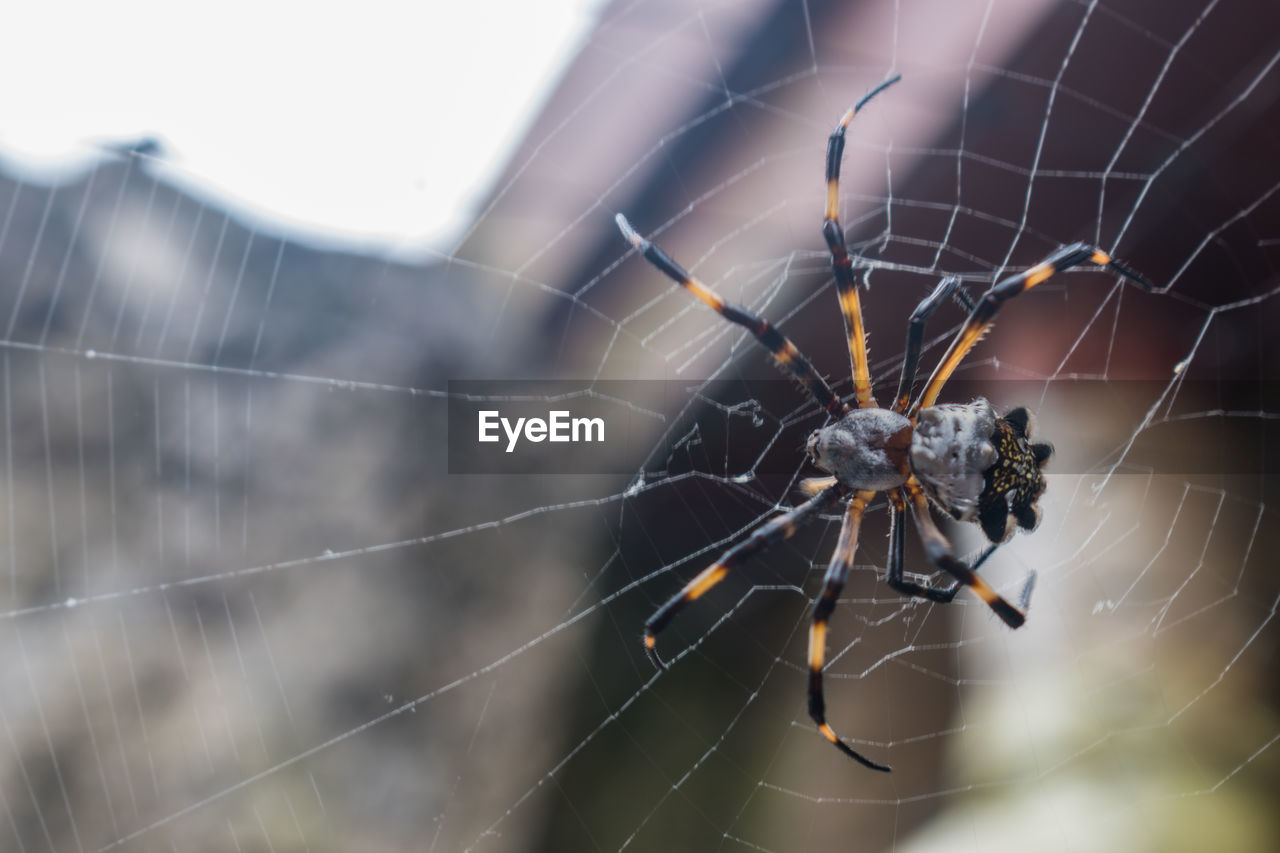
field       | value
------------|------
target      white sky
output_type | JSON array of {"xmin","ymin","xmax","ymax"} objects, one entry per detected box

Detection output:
[{"xmin": 0, "ymin": 0, "xmax": 603, "ymax": 257}]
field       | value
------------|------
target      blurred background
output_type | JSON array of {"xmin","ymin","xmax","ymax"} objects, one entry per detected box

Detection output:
[{"xmin": 1, "ymin": 0, "xmax": 1277, "ymax": 851}]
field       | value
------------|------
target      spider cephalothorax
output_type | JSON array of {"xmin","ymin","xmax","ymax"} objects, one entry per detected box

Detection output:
[
  {"xmin": 805, "ymin": 407, "xmax": 911, "ymax": 490},
  {"xmin": 615, "ymin": 74, "xmax": 1150, "ymax": 771}
]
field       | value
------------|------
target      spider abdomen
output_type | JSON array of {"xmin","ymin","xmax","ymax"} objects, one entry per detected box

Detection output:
[
  {"xmin": 910, "ymin": 398, "xmax": 1052, "ymax": 544},
  {"xmin": 910, "ymin": 399, "xmax": 998, "ymax": 521},
  {"xmin": 975, "ymin": 407, "xmax": 1053, "ymax": 543}
]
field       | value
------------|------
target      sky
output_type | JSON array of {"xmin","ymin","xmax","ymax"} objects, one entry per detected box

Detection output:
[{"xmin": 0, "ymin": 0, "xmax": 604, "ymax": 258}]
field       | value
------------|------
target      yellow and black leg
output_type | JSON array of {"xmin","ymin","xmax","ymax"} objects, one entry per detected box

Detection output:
[
  {"xmin": 903, "ymin": 479, "xmax": 1025, "ymax": 628},
  {"xmin": 888, "ymin": 491, "xmax": 1033, "ymax": 613},
  {"xmin": 806, "ymin": 490, "xmax": 891, "ymax": 771},
  {"xmin": 617, "ymin": 214, "xmax": 849, "ymax": 420},
  {"xmin": 886, "ymin": 490, "xmax": 959, "ymax": 602},
  {"xmin": 885, "ymin": 491, "xmax": 1002, "ymax": 602},
  {"xmin": 643, "ymin": 483, "xmax": 846, "ymax": 669},
  {"xmin": 910, "ymin": 242, "xmax": 1151, "ymax": 414},
  {"xmin": 822, "ymin": 74, "xmax": 900, "ymax": 409},
  {"xmin": 891, "ymin": 276, "xmax": 959, "ymax": 414}
]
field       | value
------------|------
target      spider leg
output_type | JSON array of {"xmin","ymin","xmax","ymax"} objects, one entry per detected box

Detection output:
[
  {"xmin": 891, "ymin": 276, "xmax": 960, "ymax": 414},
  {"xmin": 903, "ymin": 478, "xmax": 1025, "ymax": 628},
  {"xmin": 799, "ymin": 475, "xmax": 838, "ymax": 497},
  {"xmin": 643, "ymin": 483, "xmax": 845, "ymax": 669},
  {"xmin": 807, "ymin": 490, "xmax": 891, "ymax": 771},
  {"xmin": 887, "ymin": 490, "xmax": 1036, "ymax": 610},
  {"xmin": 1018, "ymin": 568, "xmax": 1038, "ymax": 610},
  {"xmin": 823, "ymin": 74, "xmax": 901, "ymax": 408},
  {"xmin": 616, "ymin": 214, "xmax": 849, "ymax": 419},
  {"xmin": 884, "ymin": 490, "xmax": 960, "ymax": 602},
  {"xmin": 909, "ymin": 242, "xmax": 1153, "ymax": 415}
]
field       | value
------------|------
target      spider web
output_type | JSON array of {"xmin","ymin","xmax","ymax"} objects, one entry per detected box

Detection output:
[{"xmin": 2, "ymin": 1, "xmax": 1278, "ymax": 851}]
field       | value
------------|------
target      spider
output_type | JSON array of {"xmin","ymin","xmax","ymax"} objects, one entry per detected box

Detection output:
[{"xmin": 615, "ymin": 74, "xmax": 1151, "ymax": 772}]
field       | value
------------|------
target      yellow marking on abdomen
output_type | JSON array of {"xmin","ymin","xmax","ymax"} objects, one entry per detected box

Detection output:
[{"xmin": 685, "ymin": 565, "xmax": 729, "ymax": 600}]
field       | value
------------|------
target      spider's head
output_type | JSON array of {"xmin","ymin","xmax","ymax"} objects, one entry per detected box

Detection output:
[{"xmin": 806, "ymin": 408, "xmax": 912, "ymax": 491}]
